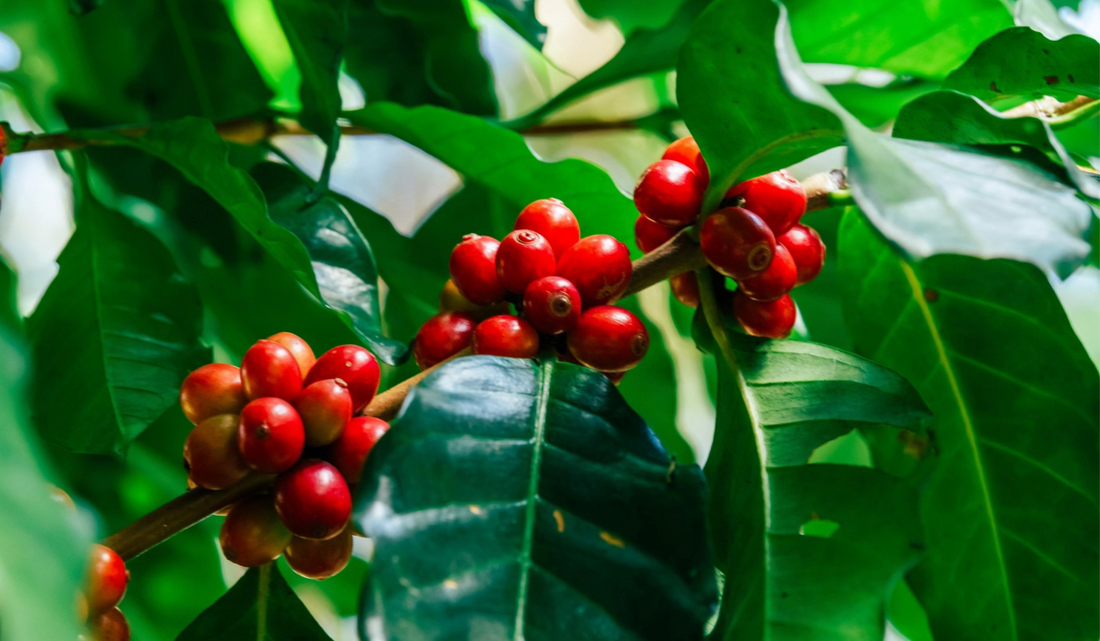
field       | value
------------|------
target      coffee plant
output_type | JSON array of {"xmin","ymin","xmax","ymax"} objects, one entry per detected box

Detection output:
[{"xmin": 0, "ymin": 0, "xmax": 1096, "ymax": 639}]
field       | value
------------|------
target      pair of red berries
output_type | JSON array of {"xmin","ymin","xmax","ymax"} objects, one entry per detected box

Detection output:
[
  {"xmin": 414, "ymin": 198, "xmax": 649, "ymax": 376},
  {"xmin": 179, "ymin": 333, "xmax": 390, "ymax": 579},
  {"xmin": 83, "ymin": 544, "xmax": 130, "ymax": 640},
  {"xmin": 633, "ymin": 136, "xmax": 826, "ymax": 338}
]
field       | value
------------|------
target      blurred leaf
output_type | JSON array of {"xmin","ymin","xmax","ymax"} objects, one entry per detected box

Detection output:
[
  {"xmin": 0, "ymin": 262, "xmax": 90, "ymax": 641},
  {"xmin": 694, "ymin": 307, "xmax": 930, "ymax": 641},
  {"xmin": 253, "ymin": 163, "xmax": 408, "ymax": 364},
  {"xmin": 26, "ymin": 189, "xmax": 208, "ymax": 453},
  {"xmin": 839, "ymin": 212, "xmax": 1100, "ymax": 640},
  {"xmin": 576, "ymin": 0, "xmax": 690, "ymax": 34},
  {"xmin": 68, "ymin": 0, "xmax": 103, "ymax": 15},
  {"xmin": 177, "ymin": 565, "xmax": 331, "ymax": 640},
  {"xmin": 510, "ymin": 0, "xmax": 708, "ymax": 127},
  {"xmin": 944, "ymin": 27, "xmax": 1099, "ymax": 102},
  {"xmin": 787, "ymin": 0, "xmax": 1011, "ymax": 78},
  {"xmin": 481, "ymin": 0, "xmax": 546, "ymax": 50},
  {"xmin": 827, "ymin": 78, "xmax": 938, "ymax": 128},
  {"xmin": 894, "ymin": 90, "xmax": 1100, "ymax": 198},
  {"xmin": 1015, "ymin": 0, "xmax": 1081, "ymax": 39},
  {"xmin": 355, "ymin": 356, "xmax": 717, "ymax": 639},
  {"xmin": 343, "ymin": 2, "xmax": 442, "ymax": 109}
]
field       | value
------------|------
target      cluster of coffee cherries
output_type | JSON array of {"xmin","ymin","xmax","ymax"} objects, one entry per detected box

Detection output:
[
  {"xmin": 179, "ymin": 333, "xmax": 390, "ymax": 580},
  {"xmin": 414, "ymin": 198, "xmax": 649, "ymax": 382},
  {"xmin": 633, "ymin": 136, "xmax": 826, "ymax": 338},
  {"xmin": 80, "ymin": 543, "xmax": 130, "ymax": 640}
]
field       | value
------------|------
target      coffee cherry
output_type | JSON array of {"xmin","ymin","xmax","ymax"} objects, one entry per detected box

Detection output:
[
  {"xmin": 89, "ymin": 607, "xmax": 129, "ymax": 641},
  {"xmin": 473, "ymin": 315, "xmax": 540, "ymax": 359},
  {"xmin": 555, "ymin": 235, "xmax": 632, "ymax": 308},
  {"xmin": 514, "ymin": 198, "xmax": 581, "ymax": 258},
  {"xmin": 633, "ymin": 159, "xmax": 705, "ymax": 227},
  {"xmin": 241, "ymin": 340, "xmax": 303, "ymax": 402},
  {"xmin": 219, "ymin": 495, "xmax": 292, "ymax": 567},
  {"xmin": 634, "ymin": 216, "xmax": 681, "ymax": 253},
  {"xmin": 184, "ymin": 414, "xmax": 251, "ymax": 490},
  {"xmin": 737, "ymin": 244, "xmax": 797, "ymax": 302},
  {"xmin": 439, "ymin": 279, "xmax": 510, "ymax": 319},
  {"xmin": 733, "ymin": 291, "xmax": 796, "ymax": 339},
  {"xmin": 86, "ymin": 545, "xmax": 128, "ymax": 616},
  {"xmin": 722, "ymin": 170, "xmax": 806, "ymax": 235},
  {"xmin": 294, "ymin": 379, "xmax": 352, "ymax": 447},
  {"xmin": 523, "ymin": 276, "xmax": 581, "ymax": 335},
  {"xmin": 779, "ymin": 224, "xmax": 825, "ymax": 285},
  {"xmin": 662, "ymin": 136, "xmax": 709, "ymax": 184},
  {"xmin": 669, "ymin": 273, "xmax": 700, "ymax": 308},
  {"xmin": 304, "ymin": 345, "xmax": 381, "ymax": 412},
  {"xmin": 266, "ymin": 332, "xmax": 315, "ymax": 379},
  {"xmin": 179, "ymin": 364, "xmax": 248, "ymax": 424},
  {"xmin": 699, "ymin": 207, "xmax": 776, "ymax": 280},
  {"xmin": 238, "ymin": 398, "xmax": 305, "ymax": 474},
  {"xmin": 496, "ymin": 229, "xmax": 557, "ymax": 294},
  {"xmin": 414, "ymin": 311, "xmax": 476, "ymax": 370},
  {"xmin": 285, "ymin": 527, "xmax": 354, "ymax": 580},
  {"xmin": 567, "ymin": 306, "xmax": 648, "ymax": 372},
  {"xmin": 449, "ymin": 234, "xmax": 506, "ymax": 305},
  {"xmin": 275, "ymin": 459, "xmax": 352, "ymax": 540},
  {"xmin": 328, "ymin": 416, "xmax": 389, "ymax": 484}
]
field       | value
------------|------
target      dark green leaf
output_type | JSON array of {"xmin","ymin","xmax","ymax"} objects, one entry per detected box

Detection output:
[
  {"xmin": 944, "ymin": 27, "xmax": 1099, "ymax": 102},
  {"xmin": 695, "ymin": 306, "xmax": 930, "ymax": 641},
  {"xmin": 576, "ymin": 0, "xmax": 690, "ymax": 35},
  {"xmin": 839, "ymin": 211, "xmax": 1100, "ymax": 640},
  {"xmin": 355, "ymin": 356, "xmax": 717, "ymax": 639},
  {"xmin": 343, "ymin": 2, "xmax": 443, "ymax": 109},
  {"xmin": 787, "ymin": 0, "xmax": 1011, "ymax": 78},
  {"xmin": 68, "ymin": 0, "xmax": 103, "ymax": 15},
  {"xmin": 27, "ymin": 190, "xmax": 208, "ymax": 453},
  {"xmin": 253, "ymin": 163, "xmax": 408, "ymax": 364},
  {"xmin": 177, "ymin": 565, "xmax": 331, "ymax": 640},
  {"xmin": 482, "ymin": 0, "xmax": 546, "ymax": 50},
  {"xmin": 0, "ymin": 264, "xmax": 90, "ymax": 641}
]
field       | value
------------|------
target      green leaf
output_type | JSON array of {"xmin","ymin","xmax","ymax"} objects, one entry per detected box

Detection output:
[
  {"xmin": 68, "ymin": 0, "xmax": 103, "ymax": 15},
  {"xmin": 177, "ymin": 565, "xmax": 331, "ymax": 640},
  {"xmin": 576, "ymin": 0, "xmax": 690, "ymax": 35},
  {"xmin": 839, "ymin": 212, "xmax": 1100, "ymax": 640},
  {"xmin": 695, "ymin": 305, "xmax": 931, "ymax": 641},
  {"xmin": 355, "ymin": 356, "xmax": 717, "ymax": 639},
  {"xmin": 893, "ymin": 90, "xmax": 1100, "ymax": 198},
  {"xmin": 944, "ymin": 27, "xmax": 1099, "ymax": 102},
  {"xmin": 253, "ymin": 163, "xmax": 408, "ymax": 364},
  {"xmin": 26, "ymin": 190, "xmax": 208, "ymax": 453},
  {"xmin": 0, "ymin": 263, "xmax": 90, "ymax": 641},
  {"xmin": 786, "ymin": 0, "xmax": 1011, "ymax": 78},
  {"xmin": 828, "ymin": 78, "xmax": 938, "ymax": 128},
  {"xmin": 480, "ymin": 0, "xmax": 546, "ymax": 50},
  {"xmin": 509, "ymin": 0, "xmax": 708, "ymax": 127}
]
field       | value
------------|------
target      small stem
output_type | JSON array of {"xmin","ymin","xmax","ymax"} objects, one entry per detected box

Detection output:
[{"xmin": 1002, "ymin": 95, "xmax": 1096, "ymax": 121}]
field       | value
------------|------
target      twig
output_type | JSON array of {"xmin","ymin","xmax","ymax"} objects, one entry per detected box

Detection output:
[{"xmin": 1002, "ymin": 95, "xmax": 1095, "ymax": 120}]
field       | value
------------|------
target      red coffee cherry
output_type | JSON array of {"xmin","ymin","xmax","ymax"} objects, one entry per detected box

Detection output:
[
  {"xmin": 567, "ymin": 306, "xmax": 649, "ymax": 373},
  {"xmin": 89, "ymin": 607, "xmax": 130, "ymax": 641},
  {"xmin": 86, "ymin": 544, "xmax": 128, "ymax": 616},
  {"xmin": 473, "ymin": 315, "xmax": 540, "ymax": 359},
  {"xmin": 514, "ymin": 198, "xmax": 581, "ymax": 258},
  {"xmin": 662, "ymin": 135, "xmax": 709, "ymax": 184},
  {"xmin": 634, "ymin": 215, "xmax": 681, "ymax": 254},
  {"xmin": 439, "ymin": 279, "xmax": 511, "ymax": 319},
  {"xmin": 669, "ymin": 273, "xmax": 700, "ymax": 308},
  {"xmin": 633, "ymin": 159, "xmax": 705, "ymax": 227},
  {"xmin": 184, "ymin": 413, "xmax": 251, "ymax": 490},
  {"xmin": 285, "ymin": 527, "xmax": 354, "ymax": 580},
  {"xmin": 733, "ymin": 291, "xmax": 796, "ymax": 339},
  {"xmin": 240, "ymin": 340, "xmax": 303, "ymax": 402},
  {"xmin": 723, "ymin": 170, "xmax": 807, "ymax": 235},
  {"xmin": 275, "ymin": 459, "xmax": 352, "ymax": 540},
  {"xmin": 699, "ymin": 207, "xmax": 776, "ymax": 280},
  {"xmin": 179, "ymin": 364, "xmax": 248, "ymax": 424},
  {"xmin": 294, "ymin": 379, "xmax": 352, "ymax": 447},
  {"xmin": 238, "ymin": 398, "xmax": 305, "ymax": 474},
  {"xmin": 449, "ymin": 234, "xmax": 506, "ymax": 305},
  {"xmin": 328, "ymin": 416, "xmax": 390, "ymax": 484},
  {"xmin": 219, "ymin": 495, "xmax": 292, "ymax": 567},
  {"xmin": 555, "ymin": 235, "xmax": 632, "ymax": 308},
  {"xmin": 779, "ymin": 224, "xmax": 826, "ymax": 285},
  {"xmin": 266, "ymin": 332, "xmax": 316, "ymax": 379},
  {"xmin": 414, "ymin": 311, "xmax": 477, "ymax": 370},
  {"xmin": 304, "ymin": 345, "xmax": 381, "ymax": 412},
  {"xmin": 496, "ymin": 229, "xmax": 557, "ymax": 294},
  {"xmin": 523, "ymin": 276, "xmax": 581, "ymax": 335},
  {"xmin": 737, "ymin": 244, "xmax": 797, "ymax": 302}
]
